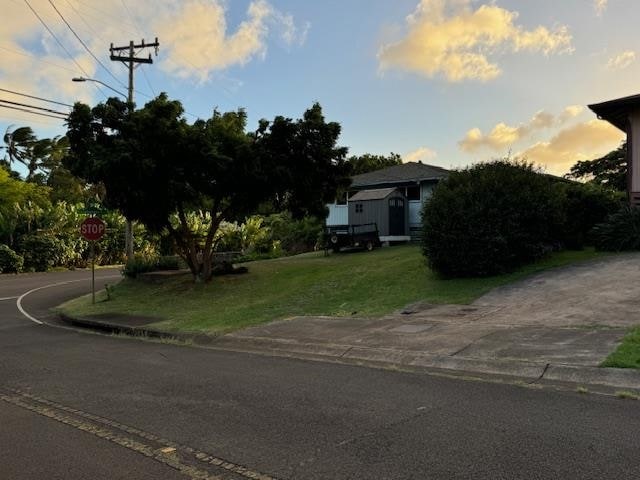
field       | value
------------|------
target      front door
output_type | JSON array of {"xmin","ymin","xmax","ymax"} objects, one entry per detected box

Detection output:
[{"xmin": 389, "ymin": 197, "xmax": 405, "ymax": 235}]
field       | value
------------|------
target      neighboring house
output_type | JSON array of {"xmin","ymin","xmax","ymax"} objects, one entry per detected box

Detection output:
[{"xmin": 326, "ymin": 161, "xmax": 450, "ymax": 241}]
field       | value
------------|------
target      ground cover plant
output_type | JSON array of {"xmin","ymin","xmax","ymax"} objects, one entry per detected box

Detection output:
[
  {"xmin": 602, "ymin": 327, "xmax": 640, "ymax": 369},
  {"xmin": 58, "ymin": 245, "xmax": 605, "ymax": 335}
]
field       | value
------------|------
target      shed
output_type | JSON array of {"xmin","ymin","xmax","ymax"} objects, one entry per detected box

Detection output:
[{"xmin": 348, "ymin": 188, "xmax": 409, "ymax": 240}]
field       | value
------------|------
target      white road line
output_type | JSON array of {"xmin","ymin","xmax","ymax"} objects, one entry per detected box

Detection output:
[
  {"xmin": 0, "ymin": 296, "xmax": 18, "ymax": 301},
  {"xmin": 16, "ymin": 275, "xmax": 122, "ymax": 325}
]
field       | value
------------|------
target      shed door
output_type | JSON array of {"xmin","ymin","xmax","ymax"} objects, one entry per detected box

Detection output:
[{"xmin": 389, "ymin": 198, "xmax": 405, "ymax": 236}]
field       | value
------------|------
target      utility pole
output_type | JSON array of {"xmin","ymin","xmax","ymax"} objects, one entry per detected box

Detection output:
[{"xmin": 109, "ymin": 38, "xmax": 159, "ymax": 262}]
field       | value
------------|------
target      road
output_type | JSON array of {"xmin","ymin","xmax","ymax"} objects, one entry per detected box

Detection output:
[{"xmin": 1, "ymin": 270, "xmax": 639, "ymax": 479}]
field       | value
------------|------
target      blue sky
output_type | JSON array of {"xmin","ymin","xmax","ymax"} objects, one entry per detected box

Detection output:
[{"xmin": 1, "ymin": 0, "xmax": 636, "ymax": 175}]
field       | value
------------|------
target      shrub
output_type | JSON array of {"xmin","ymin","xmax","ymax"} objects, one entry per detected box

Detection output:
[
  {"xmin": 554, "ymin": 182, "xmax": 623, "ymax": 249},
  {"xmin": 156, "ymin": 255, "xmax": 184, "ymax": 270},
  {"xmin": 17, "ymin": 234, "xmax": 62, "ymax": 272},
  {"xmin": 0, "ymin": 244, "xmax": 24, "ymax": 273},
  {"xmin": 265, "ymin": 213, "xmax": 323, "ymax": 254},
  {"xmin": 591, "ymin": 206, "xmax": 640, "ymax": 251},
  {"xmin": 122, "ymin": 254, "xmax": 159, "ymax": 278},
  {"xmin": 422, "ymin": 160, "xmax": 564, "ymax": 277}
]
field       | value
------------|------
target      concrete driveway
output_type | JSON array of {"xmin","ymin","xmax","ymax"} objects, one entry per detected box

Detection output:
[{"xmin": 219, "ymin": 253, "xmax": 640, "ymax": 377}]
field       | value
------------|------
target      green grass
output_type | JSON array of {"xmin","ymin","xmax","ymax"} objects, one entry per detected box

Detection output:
[
  {"xmin": 58, "ymin": 245, "xmax": 607, "ymax": 335},
  {"xmin": 602, "ymin": 327, "xmax": 640, "ymax": 369}
]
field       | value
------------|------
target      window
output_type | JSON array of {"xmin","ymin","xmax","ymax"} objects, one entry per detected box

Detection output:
[
  {"xmin": 355, "ymin": 203, "xmax": 363, "ymax": 213},
  {"xmin": 406, "ymin": 185, "xmax": 420, "ymax": 201}
]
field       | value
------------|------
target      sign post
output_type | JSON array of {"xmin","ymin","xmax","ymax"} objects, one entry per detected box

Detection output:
[{"xmin": 80, "ymin": 217, "xmax": 106, "ymax": 304}]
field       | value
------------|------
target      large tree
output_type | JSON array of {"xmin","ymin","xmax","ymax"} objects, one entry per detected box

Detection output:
[
  {"xmin": 567, "ymin": 142, "xmax": 627, "ymax": 191},
  {"xmin": 347, "ymin": 153, "xmax": 402, "ymax": 175},
  {"xmin": 64, "ymin": 94, "xmax": 349, "ymax": 281}
]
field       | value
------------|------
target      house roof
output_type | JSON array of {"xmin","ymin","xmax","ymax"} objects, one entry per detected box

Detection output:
[
  {"xmin": 351, "ymin": 162, "xmax": 449, "ymax": 188},
  {"xmin": 589, "ymin": 93, "xmax": 640, "ymax": 132},
  {"xmin": 349, "ymin": 188, "xmax": 398, "ymax": 201}
]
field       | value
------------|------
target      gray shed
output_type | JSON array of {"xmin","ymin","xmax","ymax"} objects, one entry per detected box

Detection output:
[{"xmin": 348, "ymin": 188, "xmax": 409, "ymax": 239}]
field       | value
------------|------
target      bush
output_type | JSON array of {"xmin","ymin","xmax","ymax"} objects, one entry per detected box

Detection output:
[
  {"xmin": 591, "ymin": 206, "xmax": 640, "ymax": 251},
  {"xmin": 122, "ymin": 254, "xmax": 159, "ymax": 278},
  {"xmin": 157, "ymin": 255, "xmax": 184, "ymax": 270},
  {"xmin": 265, "ymin": 213, "xmax": 323, "ymax": 254},
  {"xmin": 0, "ymin": 244, "xmax": 24, "ymax": 273},
  {"xmin": 422, "ymin": 160, "xmax": 564, "ymax": 277},
  {"xmin": 17, "ymin": 234, "xmax": 62, "ymax": 272},
  {"xmin": 555, "ymin": 182, "xmax": 623, "ymax": 249}
]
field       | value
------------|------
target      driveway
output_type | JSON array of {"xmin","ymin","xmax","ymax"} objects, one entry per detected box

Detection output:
[{"xmin": 219, "ymin": 254, "xmax": 640, "ymax": 375}]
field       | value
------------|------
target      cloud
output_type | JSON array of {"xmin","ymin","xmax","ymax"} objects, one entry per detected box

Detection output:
[
  {"xmin": 0, "ymin": 0, "xmax": 306, "ymax": 121},
  {"xmin": 155, "ymin": 0, "xmax": 308, "ymax": 82},
  {"xmin": 607, "ymin": 51, "xmax": 636, "ymax": 70},
  {"xmin": 595, "ymin": 0, "xmax": 608, "ymax": 15},
  {"xmin": 459, "ymin": 106, "xmax": 583, "ymax": 153},
  {"xmin": 517, "ymin": 120, "xmax": 624, "ymax": 175},
  {"xmin": 378, "ymin": 0, "xmax": 573, "ymax": 82},
  {"xmin": 403, "ymin": 146, "xmax": 437, "ymax": 163}
]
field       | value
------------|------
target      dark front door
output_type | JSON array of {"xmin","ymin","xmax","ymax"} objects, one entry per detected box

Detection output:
[{"xmin": 388, "ymin": 197, "xmax": 405, "ymax": 236}]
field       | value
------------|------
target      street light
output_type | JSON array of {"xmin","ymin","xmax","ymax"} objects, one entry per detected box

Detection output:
[
  {"xmin": 72, "ymin": 76, "xmax": 134, "ymax": 262},
  {"xmin": 72, "ymin": 77, "xmax": 127, "ymax": 99}
]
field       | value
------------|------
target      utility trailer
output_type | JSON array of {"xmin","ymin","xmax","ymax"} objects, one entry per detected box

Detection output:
[{"xmin": 324, "ymin": 223, "xmax": 381, "ymax": 252}]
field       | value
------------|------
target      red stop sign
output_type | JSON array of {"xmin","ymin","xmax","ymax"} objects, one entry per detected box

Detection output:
[{"xmin": 80, "ymin": 217, "xmax": 106, "ymax": 241}]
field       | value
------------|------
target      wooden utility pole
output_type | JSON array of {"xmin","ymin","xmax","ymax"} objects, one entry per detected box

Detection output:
[{"xmin": 109, "ymin": 38, "xmax": 159, "ymax": 261}]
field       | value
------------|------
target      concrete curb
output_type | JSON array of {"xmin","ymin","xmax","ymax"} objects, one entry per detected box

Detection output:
[{"xmin": 58, "ymin": 314, "xmax": 640, "ymax": 392}]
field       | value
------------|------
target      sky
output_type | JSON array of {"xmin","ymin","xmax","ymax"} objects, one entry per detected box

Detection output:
[{"xmin": 0, "ymin": 0, "xmax": 637, "ymax": 176}]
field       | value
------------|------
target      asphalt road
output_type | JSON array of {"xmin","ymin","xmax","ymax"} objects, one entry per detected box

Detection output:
[{"xmin": 1, "ymin": 270, "xmax": 639, "ymax": 479}]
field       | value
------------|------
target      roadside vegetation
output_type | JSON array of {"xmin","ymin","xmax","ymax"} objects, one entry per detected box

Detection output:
[
  {"xmin": 58, "ymin": 245, "xmax": 605, "ymax": 335},
  {"xmin": 602, "ymin": 327, "xmax": 640, "ymax": 369}
]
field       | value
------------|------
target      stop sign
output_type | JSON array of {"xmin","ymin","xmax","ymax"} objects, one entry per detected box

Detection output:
[{"xmin": 80, "ymin": 217, "xmax": 106, "ymax": 241}]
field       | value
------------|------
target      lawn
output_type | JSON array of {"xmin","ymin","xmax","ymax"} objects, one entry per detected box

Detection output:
[
  {"xmin": 58, "ymin": 245, "xmax": 607, "ymax": 335},
  {"xmin": 602, "ymin": 327, "xmax": 640, "ymax": 369}
]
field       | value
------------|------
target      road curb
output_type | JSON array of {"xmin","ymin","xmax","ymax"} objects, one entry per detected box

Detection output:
[{"xmin": 58, "ymin": 313, "xmax": 640, "ymax": 392}]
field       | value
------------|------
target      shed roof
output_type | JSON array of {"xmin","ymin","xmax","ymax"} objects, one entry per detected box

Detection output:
[
  {"xmin": 351, "ymin": 162, "xmax": 449, "ymax": 189},
  {"xmin": 349, "ymin": 188, "xmax": 399, "ymax": 201},
  {"xmin": 589, "ymin": 94, "xmax": 640, "ymax": 131}
]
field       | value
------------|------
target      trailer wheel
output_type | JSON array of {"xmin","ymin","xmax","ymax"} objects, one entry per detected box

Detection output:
[{"xmin": 365, "ymin": 240, "xmax": 374, "ymax": 251}]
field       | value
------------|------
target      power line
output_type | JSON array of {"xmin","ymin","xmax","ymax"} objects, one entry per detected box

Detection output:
[
  {"xmin": 0, "ymin": 45, "xmax": 79, "ymax": 74},
  {"xmin": 23, "ymin": 0, "xmax": 107, "ymax": 98},
  {"xmin": 0, "ymin": 104, "xmax": 67, "ymax": 121},
  {"xmin": 48, "ymin": 0, "xmax": 127, "ymax": 90},
  {"xmin": 0, "ymin": 99, "xmax": 70, "ymax": 117},
  {"xmin": 0, "ymin": 88, "xmax": 73, "ymax": 108}
]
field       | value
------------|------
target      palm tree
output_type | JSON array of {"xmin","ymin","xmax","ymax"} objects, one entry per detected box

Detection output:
[{"xmin": 2, "ymin": 125, "xmax": 36, "ymax": 173}]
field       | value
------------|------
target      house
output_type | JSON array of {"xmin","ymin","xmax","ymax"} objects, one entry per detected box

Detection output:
[
  {"xmin": 589, "ymin": 94, "xmax": 640, "ymax": 205},
  {"xmin": 326, "ymin": 161, "xmax": 450, "ymax": 241}
]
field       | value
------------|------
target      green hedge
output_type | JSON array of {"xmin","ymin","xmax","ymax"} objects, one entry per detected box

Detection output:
[
  {"xmin": 422, "ymin": 160, "xmax": 619, "ymax": 278},
  {"xmin": 592, "ymin": 206, "xmax": 640, "ymax": 251},
  {"xmin": 0, "ymin": 244, "xmax": 24, "ymax": 273}
]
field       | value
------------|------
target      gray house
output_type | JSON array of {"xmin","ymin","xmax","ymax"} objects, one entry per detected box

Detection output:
[{"xmin": 326, "ymin": 162, "xmax": 450, "ymax": 241}]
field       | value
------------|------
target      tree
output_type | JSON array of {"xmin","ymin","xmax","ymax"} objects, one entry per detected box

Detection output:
[
  {"xmin": 0, "ymin": 168, "xmax": 50, "ymax": 246},
  {"xmin": 64, "ymin": 94, "xmax": 349, "ymax": 281},
  {"xmin": 2, "ymin": 126, "xmax": 36, "ymax": 174},
  {"xmin": 567, "ymin": 142, "xmax": 627, "ymax": 191},
  {"xmin": 347, "ymin": 153, "xmax": 402, "ymax": 175}
]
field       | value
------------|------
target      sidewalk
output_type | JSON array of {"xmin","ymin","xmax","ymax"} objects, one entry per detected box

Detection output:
[{"xmin": 59, "ymin": 254, "xmax": 640, "ymax": 393}]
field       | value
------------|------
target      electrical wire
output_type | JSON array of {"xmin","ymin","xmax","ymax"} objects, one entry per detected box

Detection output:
[
  {"xmin": 0, "ymin": 104, "xmax": 67, "ymax": 121},
  {"xmin": 48, "ymin": 0, "xmax": 128, "ymax": 90},
  {"xmin": 0, "ymin": 45, "xmax": 79, "ymax": 74},
  {"xmin": 0, "ymin": 99, "xmax": 70, "ymax": 117},
  {"xmin": 0, "ymin": 88, "xmax": 73, "ymax": 108},
  {"xmin": 22, "ymin": 0, "xmax": 107, "ymax": 98}
]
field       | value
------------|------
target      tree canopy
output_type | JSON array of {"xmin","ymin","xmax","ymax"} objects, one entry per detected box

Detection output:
[
  {"xmin": 567, "ymin": 142, "xmax": 627, "ymax": 191},
  {"xmin": 347, "ymin": 153, "xmax": 402, "ymax": 175},
  {"xmin": 64, "ymin": 94, "xmax": 350, "ymax": 281}
]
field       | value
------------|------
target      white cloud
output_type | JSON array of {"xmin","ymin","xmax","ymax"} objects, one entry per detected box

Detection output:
[
  {"xmin": 0, "ymin": 0, "xmax": 307, "ymax": 119},
  {"xmin": 403, "ymin": 146, "xmax": 437, "ymax": 163},
  {"xmin": 517, "ymin": 120, "xmax": 624, "ymax": 175},
  {"xmin": 378, "ymin": 0, "xmax": 573, "ymax": 82},
  {"xmin": 459, "ymin": 106, "xmax": 583, "ymax": 153},
  {"xmin": 595, "ymin": 0, "xmax": 608, "ymax": 16},
  {"xmin": 607, "ymin": 51, "xmax": 636, "ymax": 70}
]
